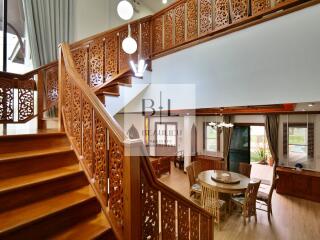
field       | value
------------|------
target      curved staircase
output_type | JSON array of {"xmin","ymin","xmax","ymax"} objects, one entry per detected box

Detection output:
[{"xmin": 0, "ymin": 132, "xmax": 115, "ymax": 239}]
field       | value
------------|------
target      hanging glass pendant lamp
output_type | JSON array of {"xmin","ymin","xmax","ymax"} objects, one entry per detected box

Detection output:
[
  {"xmin": 122, "ymin": 24, "xmax": 137, "ymax": 54},
  {"xmin": 117, "ymin": 0, "xmax": 134, "ymax": 20}
]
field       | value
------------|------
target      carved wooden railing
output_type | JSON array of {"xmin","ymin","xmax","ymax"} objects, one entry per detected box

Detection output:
[
  {"xmin": 59, "ymin": 42, "xmax": 214, "ymax": 239},
  {"xmin": 151, "ymin": 0, "xmax": 318, "ymax": 58},
  {"xmin": 0, "ymin": 62, "xmax": 58, "ymax": 128}
]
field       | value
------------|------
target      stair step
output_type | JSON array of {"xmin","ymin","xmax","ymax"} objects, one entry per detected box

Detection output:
[
  {"xmin": 0, "ymin": 165, "xmax": 88, "ymax": 212},
  {"xmin": 0, "ymin": 132, "xmax": 70, "ymax": 154},
  {"xmin": 97, "ymin": 84, "xmax": 120, "ymax": 97},
  {"xmin": 0, "ymin": 186, "xmax": 100, "ymax": 239},
  {"xmin": 0, "ymin": 146, "xmax": 77, "ymax": 179},
  {"xmin": 50, "ymin": 212, "xmax": 114, "ymax": 240},
  {"xmin": 107, "ymin": 75, "xmax": 132, "ymax": 88}
]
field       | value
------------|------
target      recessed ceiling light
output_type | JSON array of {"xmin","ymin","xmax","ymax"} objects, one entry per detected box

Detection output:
[
  {"xmin": 162, "ymin": 0, "xmax": 168, "ymax": 4},
  {"xmin": 117, "ymin": 0, "xmax": 134, "ymax": 20},
  {"xmin": 308, "ymin": 103, "xmax": 314, "ymax": 107}
]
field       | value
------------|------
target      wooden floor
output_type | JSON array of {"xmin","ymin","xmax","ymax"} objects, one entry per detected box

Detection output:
[{"xmin": 160, "ymin": 163, "xmax": 320, "ymax": 240}]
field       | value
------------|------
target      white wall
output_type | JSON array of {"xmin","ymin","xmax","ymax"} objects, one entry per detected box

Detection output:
[
  {"xmin": 73, "ymin": 0, "xmax": 153, "ymax": 41},
  {"xmin": 129, "ymin": 4, "xmax": 320, "ymax": 110}
]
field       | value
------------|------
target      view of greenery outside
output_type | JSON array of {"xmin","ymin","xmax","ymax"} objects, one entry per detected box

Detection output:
[
  {"xmin": 206, "ymin": 125, "xmax": 217, "ymax": 152},
  {"xmin": 250, "ymin": 126, "xmax": 271, "ymax": 163}
]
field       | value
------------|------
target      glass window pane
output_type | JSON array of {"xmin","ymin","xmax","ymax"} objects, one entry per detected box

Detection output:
[
  {"xmin": 207, "ymin": 139, "xmax": 217, "ymax": 152},
  {"xmin": 250, "ymin": 126, "xmax": 271, "ymax": 163},
  {"xmin": 166, "ymin": 124, "xmax": 176, "ymax": 146},
  {"xmin": 205, "ymin": 125, "xmax": 217, "ymax": 152}
]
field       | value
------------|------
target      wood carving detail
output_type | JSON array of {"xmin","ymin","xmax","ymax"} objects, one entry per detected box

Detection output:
[
  {"xmin": 109, "ymin": 136, "xmax": 124, "ymax": 227},
  {"xmin": 200, "ymin": 214, "xmax": 210, "ymax": 240},
  {"xmin": 18, "ymin": 79, "xmax": 35, "ymax": 121},
  {"xmin": 187, "ymin": 0, "xmax": 198, "ymax": 40},
  {"xmin": 82, "ymin": 99, "xmax": 94, "ymax": 176},
  {"xmin": 0, "ymin": 79, "xmax": 14, "ymax": 122},
  {"xmin": 214, "ymin": 0, "xmax": 230, "ymax": 29},
  {"xmin": 251, "ymin": 0, "xmax": 271, "ymax": 15},
  {"xmin": 229, "ymin": 0, "xmax": 249, "ymax": 22},
  {"xmin": 153, "ymin": 16, "xmax": 163, "ymax": 54},
  {"xmin": 164, "ymin": 9, "xmax": 174, "ymax": 49},
  {"xmin": 141, "ymin": 171, "xmax": 159, "ymax": 240},
  {"xmin": 72, "ymin": 85, "xmax": 82, "ymax": 153},
  {"xmin": 141, "ymin": 21, "xmax": 151, "ymax": 59},
  {"xmin": 200, "ymin": 0, "xmax": 213, "ymax": 35},
  {"xmin": 161, "ymin": 193, "xmax": 176, "ymax": 239},
  {"xmin": 72, "ymin": 48, "xmax": 88, "ymax": 82},
  {"xmin": 46, "ymin": 67, "xmax": 59, "ymax": 109},
  {"xmin": 89, "ymin": 40, "xmax": 104, "ymax": 87},
  {"xmin": 190, "ymin": 210, "xmax": 200, "ymax": 240},
  {"xmin": 178, "ymin": 203, "xmax": 189, "ymax": 240},
  {"xmin": 175, "ymin": 4, "xmax": 185, "ymax": 45},
  {"xmin": 105, "ymin": 34, "xmax": 118, "ymax": 80},
  {"xmin": 64, "ymin": 73, "xmax": 73, "ymax": 131}
]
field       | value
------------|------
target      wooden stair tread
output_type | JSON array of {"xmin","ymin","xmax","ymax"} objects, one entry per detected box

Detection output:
[
  {"xmin": 0, "ymin": 131, "xmax": 65, "ymax": 139},
  {"xmin": 0, "ymin": 186, "xmax": 95, "ymax": 233},
  {"xmin": 0, "ymin": 164, "xmax": 81, "ymax": 193},
  {"xmin": 0, "ymin": 146, "xmax": 72, "ymax": 161},
  {"xmin": 50, "ymin": 212, "xmax": 111, "ymax": 240}
]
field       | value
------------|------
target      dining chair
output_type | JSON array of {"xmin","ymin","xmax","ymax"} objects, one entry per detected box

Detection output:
[
  {"xmin": 201, "ymin": 183, "xmax": 226, "ymax": 230},
  {"xmin": 231, "ymin": 180, "xmax": 261, "ymax": 225},
  {"xmin": 191, "ymin": 161, "xmax": 202, "ymax": 181},
  {"xmin": 239, "ymin": 162, "xmax": 252, "ymax": 178},
  {"xmin": 213, "ymin": 161, "xmax": 225, "ymax": 171},
  {"xmin": 186, "ymin": 165, "xmax": 201, "ymax": 198}
]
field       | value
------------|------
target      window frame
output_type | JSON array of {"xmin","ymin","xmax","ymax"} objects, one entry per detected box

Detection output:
[
  {"xmin": 203, "ymin": 122, "xmax": 220, "ymax": 154},
  {"xmin": 155, "ymin": 122, "xmax": 178, "ymax": 147}
]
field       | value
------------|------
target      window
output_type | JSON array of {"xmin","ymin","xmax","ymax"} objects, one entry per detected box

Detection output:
[
  {"xmin": 204, "ymin": 123, "xmax": 218, "ymax": 153},
  {"xmin": 288, "ymin": 127, "xmax": 308, "ymax": 163},
  {"xmin": 250, "ymin": 126, "xmax": 271, "ymax": 163},
  {"xmin": 155, "ymin": 122, "xmax": 177, "ymax": 147}
]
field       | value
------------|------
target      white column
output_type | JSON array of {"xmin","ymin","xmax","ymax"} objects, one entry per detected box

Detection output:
[{"xmin": 183, "ymin": 115, "xmax": 196, "ymax": 171}]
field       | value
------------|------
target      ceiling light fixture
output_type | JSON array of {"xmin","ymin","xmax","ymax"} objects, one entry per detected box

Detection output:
[
  {"xmin": 117, "ymin": 0, "xmax": 134, "ymax": 20},
  {"xmin": 129, "ymin": 23, "xmax": 148, "ymax": 77},
  {"xmin": 162, "ymin": 0, "xmax": 168, "ymax": 4},
  {"xmin": 122, "ymin": 24, "xmax": 137, "ymax": 54},
  {"xmin": 308, "ymin": 103, "xmax": 314, "ymax": 107}
]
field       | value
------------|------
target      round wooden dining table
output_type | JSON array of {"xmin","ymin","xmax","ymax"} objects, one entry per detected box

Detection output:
[{"xmin": 198, "ymin": 170, "xmax": 251, "ymax": 194}]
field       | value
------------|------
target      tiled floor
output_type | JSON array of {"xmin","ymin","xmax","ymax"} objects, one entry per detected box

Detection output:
[{"xmin": 159, "ymin": 163, "xmax": 320, "ymax": 240}]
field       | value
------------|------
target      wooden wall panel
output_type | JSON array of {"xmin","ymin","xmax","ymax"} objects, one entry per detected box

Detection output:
[
  {"xmin": 141, "ymin": 21, "xmax": 151, "ymax": 59},
  {"xmin": 186, "ymin": 0, "xmax": 198, "ymax": 40},
  {"xmin": 214, "ymin": 0, "xmax": 230, "ymax": 29},
  {"xmin": 174, "ymin": 3, "xmax": 186, "ymax": 45},
  {"xmin": 199, "ymin": 0, "xmax": 213, "ymax": 35},
  {"xmin": 105, "ymin": 34, "xmax": 118, "ymax": 80},
  {"xmin": 229, "ymin": 0, "xmax": 250, "ymax": 22},
  {"xmin": 152, "ymin": 16, "xmax": 163, "ymax": 54},
  {"xmin": 251, "ymin": 0, "xmax": 271, "ymax": 15},
  {"xmin": 164, "ymin": 9, "xmax": 175, "ymax": 49}
]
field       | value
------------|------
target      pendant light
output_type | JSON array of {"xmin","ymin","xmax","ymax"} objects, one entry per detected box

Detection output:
[
  {"xmin": 129, "ymin": 23, "xmax": 148, "ymax": 77},
  {"xmin": 117, "ymin": 0, "xmax": 134, "ymax": 20},
  {"xmin": 122, "ymin": 24, "xmax": 137, "ymax": 54}
]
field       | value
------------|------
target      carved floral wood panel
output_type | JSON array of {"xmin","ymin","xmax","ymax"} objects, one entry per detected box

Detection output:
[
  {"xmin": 275, "ymin": 0, "xmax": 289, "ymax": 6},
  {"xmin": 105, "ymin": 34, "xmax": 118, "ymax": 80},
  {"xmin": 161, "ymin": 193, "xmax": 176, "ymax": 239},
  {"xmin": 174, "ymin": 3, "xmax": 185, "ymax": 45},
  {"xmin": 72, "ymin": 85, "xmax": 82, "ymax": 153},
  {"xmin": 187, "ymin": 0, "xmax": 198, "ymax": 40},
  {"xmin": 18, "ymin": 79, "xmax": 35, "ymax": 121},
  {"xmin": 64, "ymin": 73, "xmax": 73, "ymax": 132},
  {"xmin": 214, "ymin": 0, "xmax": 230, "ymax": 29},
  {"xmin": 164, "ymin": 9, "xmax": 174, "ymax": 50},
  {"xmin": 89, "ymin": 40, "xmax": 104, "ymax": 87},
  {"xmin": 153, "ymin": 16, "xmax": 163, "ymax": 54},
  {"xmin": 141, "ymin": 171, "xmax": 159, "ymax": 240},
  {"xmin": 199, "ymin": 0, "xmax": 213, "ymax": 35},
  {"xmin": 0, "ymin": 79, "xmax": 14, "ymax": 122},
  {"xmin": 72, "ymin": 48, "xmax": 88, "ymax": 82},
  {"xmin": 45, "ymin": 67, "xmax": 59, "ymax": 109},
  {"xmin": 200, "ymin": 214, "xmax": 210, "ymax": 240},
  {"xmin": 190, "ymin": 209, "xmax": 200, "ymax": 240},
  {"xmin": 109, "ymin": 136, "xmax": 124, "ymax": 227},
  {"xmin": 229, "ymin": 0, "xmax": 249, "ymax": 22},
  {"xmin": 251, "ymin": 0, "xmax": 271, "ymax": 15},
  {"xmin": 82, "ymin": 98, "xmax": 94, "ymax": 176},
  {"xmin": 178, "ymin": 203, "xmax": 189, "ymax": 240},
  {"xmin": 141, "ymin": 21, "xmax": 151, "ymax": 60}
]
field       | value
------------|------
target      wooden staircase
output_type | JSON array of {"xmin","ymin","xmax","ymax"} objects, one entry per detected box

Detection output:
[{"xmin": 0, "ymin": 132, "xmax": 115, "ymax": 240}]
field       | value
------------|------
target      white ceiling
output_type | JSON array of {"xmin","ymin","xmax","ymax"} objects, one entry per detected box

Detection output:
[{"xmin": 139, "ymin": 0, "xmax": 176, "ymax": 13}]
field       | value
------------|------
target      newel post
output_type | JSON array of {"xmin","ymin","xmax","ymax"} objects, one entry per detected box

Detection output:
[
  {"xmin": 58, "ymin": 46, "xmax": 65, "ymax": 132},
  {"xmin": 123, "ymin": 139, "xmax": 143, "ymax": 240},
  {"xmin": 37, "ymin": 70, "xmax": 45, "ymax": 129}
]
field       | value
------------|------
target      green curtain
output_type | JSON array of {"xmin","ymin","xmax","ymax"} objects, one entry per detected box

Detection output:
[
  {"xmin": 22, "ymin": 0, "xmax": 74, "ymax": 117},
  {"xmin": 265, "ymin": 114, "xmax": 279, "ymax": 165},
  {"xmin": 223, "ymin": 115, "xmax": 233, "ymax": 170},
  {"xmin": 22, "ymin": 0, "xmax": 74, "ymax": 67}
]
